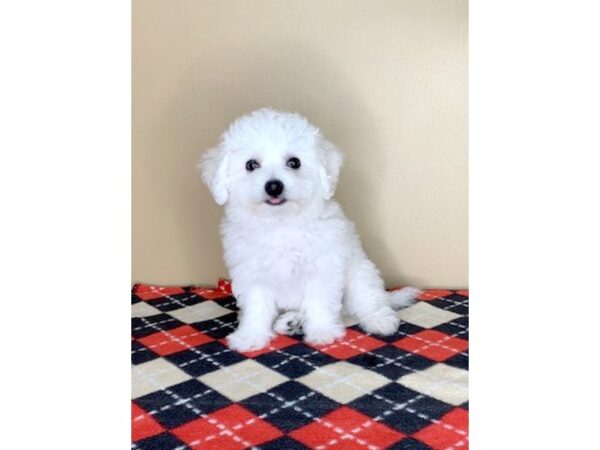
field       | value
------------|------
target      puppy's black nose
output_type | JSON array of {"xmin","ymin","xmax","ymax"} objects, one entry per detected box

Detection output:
[{"xmin": 265, "ymin": 179, "xmax": 284, "ymax": 197}]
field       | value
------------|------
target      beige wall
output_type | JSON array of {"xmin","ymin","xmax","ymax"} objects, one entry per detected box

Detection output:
[{"xmin": 132, "ymin": 0, "xmax": 468, "ymax": 289}]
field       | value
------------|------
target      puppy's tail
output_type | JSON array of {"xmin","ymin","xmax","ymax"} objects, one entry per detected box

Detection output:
[{"xmin": 388, "ymin": 287, "xmax": 422, "ymax": 310}]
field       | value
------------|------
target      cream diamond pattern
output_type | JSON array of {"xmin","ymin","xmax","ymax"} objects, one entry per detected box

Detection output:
[
  {"xmin": 198, "ymin": 359, "xmax": 289, "ymax": 402},
  {"xmin": 131, "ymin": 302, "xmax": 162, "ymax": 317},
  {"xmin": 399, "ymin": 302, "xmax": 462, "ymax": 328},
  {"xmin": 168, "ymin": 301, "xmax": 231, "ymax": 324},
  {"xmin": 132, "ymin": 359, "xmax": 192, "ymax": 399},
  {"xmin": 297, "ymin": 361, "xmax": 391, "ymax": 403},
  {"xmin": 398, "ymin": 363, "xmax": 468, "ymax": 405}
]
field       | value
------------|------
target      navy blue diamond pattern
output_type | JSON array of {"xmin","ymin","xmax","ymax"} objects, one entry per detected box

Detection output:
[
  {"xmin": 135, "ymin": 379, "xmax": 232, "ymax": 429},
  {"xmin": 164, "ymin": 341, "xmax": 245, "ymax": 377},
  {"xmin": 241, "ymin": 380, "xmax": 341, "ymax": 432}
]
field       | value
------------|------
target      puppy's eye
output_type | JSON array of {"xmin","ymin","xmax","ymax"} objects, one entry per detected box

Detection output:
[
  {"xmin": 245, "ymin": 159, "xmax": 260, "ymax": 171},
  {"xmin": 286, "ymin": 157, "xmax": 301, "ymax": 169}
]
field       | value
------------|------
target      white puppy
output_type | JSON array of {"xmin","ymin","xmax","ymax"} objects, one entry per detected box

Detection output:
[{"xmin": 200, "ymin": 108, "xmax": 420, "ymax": 352}]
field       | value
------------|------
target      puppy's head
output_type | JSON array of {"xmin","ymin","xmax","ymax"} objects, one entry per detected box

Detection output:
[{"xmin": 200, "ymin": 108, "xmax": 343, "ymax": 216}]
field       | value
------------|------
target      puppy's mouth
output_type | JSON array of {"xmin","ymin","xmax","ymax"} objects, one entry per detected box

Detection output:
[{"xmin": 265, "ymin": 197, "xmax": 287, "ymax": 206}]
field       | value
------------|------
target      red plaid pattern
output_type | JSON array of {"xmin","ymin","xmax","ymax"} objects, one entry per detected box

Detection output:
[
  {"xmin": 291, "ymin": 406, "xmax": 405, "ymax": 449},
  {"xmin": 171, "ymin": 404, "xmax": 283, "ymax": 449},
  {"xmin": 309, "ymin": 329, "xmax": 387, "ymax": 360},
  {"xmin": 137, "ymin": 325, "xmax": 214, "ymax": 356},
  {"xmin": 394, "ymin": 330, "xmax": 469, "ymax": 362},
  {"xmin": 131, "ymin": 403, "xmax": 164, "ymax": 441},
  {"xmin": 134, "ymin": 285, "xmax": 186, "ymax": 301},
  {"xmin": 413, "ymin": 408, "xmax": 469, "ymax": 449}
]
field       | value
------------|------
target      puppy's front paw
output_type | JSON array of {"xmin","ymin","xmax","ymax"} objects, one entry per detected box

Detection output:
[
  {"xmin": 304, "ymin": 323, "xmax": 346, "ymax": 346},
  {"xmin": 360, "ymin": 307, "xmax": 400, "ymax": 335},
  {"xmin": 227, "ymin": 330, "xmax": 273, "ymax": 353}
]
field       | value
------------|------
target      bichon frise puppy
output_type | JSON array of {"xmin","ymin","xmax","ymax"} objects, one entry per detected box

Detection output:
[{"xmin": 200, "ymin": 108, "xmax": 420, "ymax": 352}]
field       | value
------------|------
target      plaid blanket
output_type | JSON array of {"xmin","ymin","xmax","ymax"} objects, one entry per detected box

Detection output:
[{"xmin": 131, "ymin": 280, "xmax": 468, "ymax": 450}]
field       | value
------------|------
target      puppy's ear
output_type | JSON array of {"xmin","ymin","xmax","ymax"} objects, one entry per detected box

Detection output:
[
  {"xmin": 317, "ymin": 137, "xmax": 344, "ymax": 199},
  {"xmin": 199, "ymin": 145, "xmax": 230, "ymax": 205}
]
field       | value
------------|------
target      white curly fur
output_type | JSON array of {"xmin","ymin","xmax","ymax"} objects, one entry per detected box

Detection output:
[{"xmin": 200, "ymin": 108, "xmax": 420, "ymax": 352}]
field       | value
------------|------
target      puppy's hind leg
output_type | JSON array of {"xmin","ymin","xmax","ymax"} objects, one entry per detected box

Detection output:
[
  {"xmin": 274, "ymin": 310, "xmax": 303, "ymax": 335},
  {"xmin": 389, "ymin": 286, "xmax": 422, "ymax": 309},
  {"xmin": 344, "ymin": 255, "xmax": 419, "ymax": 336}
]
